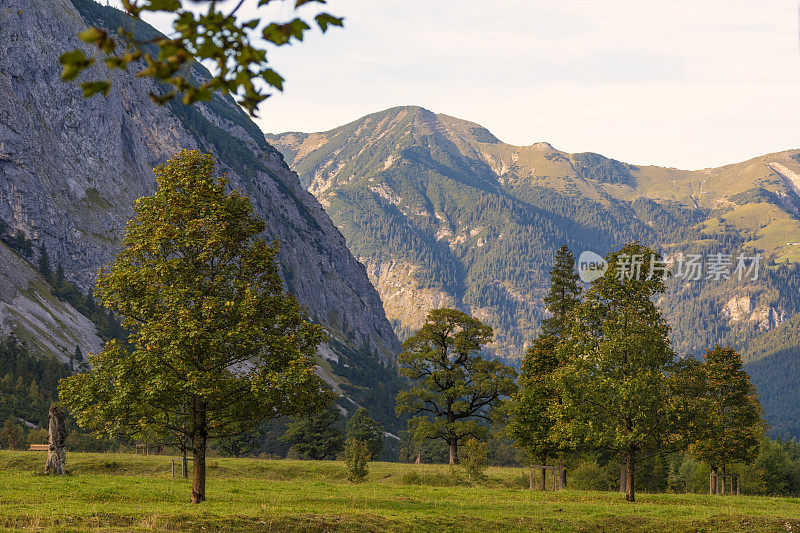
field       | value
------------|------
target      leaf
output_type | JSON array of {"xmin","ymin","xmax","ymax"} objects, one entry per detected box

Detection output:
[
  {"xmin": 262, "ymin": 19, "xmax": 310, "ymax": 45},
  {"xmin": 59, "ymin": 49, "xmax": 94, "ymax": 81},
  {"xmin": 78, "ymin": 27, "xmax": 106, "ymax": 44},
  {"xmin": 80, "ymin": 80, "xmax": 111, "ymax": 98},
  {"xmin": 261, "ymin": 68, "xmax": 284, "ymax": 91},
  {"xmin": 141, "ymin": 0, "xmax": 181, "ymax": 11},
  {"xmin": 149, "ymin": 90, "xmax": 177, "ymax": 105},
  {"xmin": 315, "ymin": 13, "xmax": 344, "ymax": 33}
]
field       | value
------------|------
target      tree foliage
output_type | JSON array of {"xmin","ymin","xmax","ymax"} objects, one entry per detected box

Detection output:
[
  {"xmin": 281, "ymin": 405, "xmax": 344, "ymax": 460},
  {"xmin": 0, "ymin": 335, "xmax": 71, "ymax": 429},
  {"xmin": 461, "ymin": 437, "xmax": 489, "ymax": 484},
  {"xmin": 346, "ymin": 407, "xmax": 385, "ymax": 460},
  {"xmin": 540, "ymin": 244, "xmax": 581, "ymax": 339},
  {"xmin": 508, "ymin": 245, "xmax": 580, "ymax": 468},
  {"xmin": 59, "ymin": 150, "xmax": 328, "ymax": 502},
  {"xmin": 693, "ymin": 346, "xmax": 765, "ymax": 482},
  {"xmin": 507, "ymin": 336, "xmax": 561, "ymax": 466},
  {"xmin": 395, "ymin": 308, "xmax": 517, "ymax": 465},
  {"xmin": 344, "ymin": 439, "xmax": 370, "ymax": 482},
  {"xmin": 552, "ymin": 243, "xmax": 691, "ymax": 502},
  {"xmin": 60, "ymin": 0, "xmax": 343, "ymax": 114},
  {"xmin": 1, "ymin": 419, "xmax": 24, "ymax": 450}
]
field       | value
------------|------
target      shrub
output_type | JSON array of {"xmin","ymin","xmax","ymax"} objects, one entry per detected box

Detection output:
[
  {"xmin": 462, "ymin": 438, "xmax": 488, "ymax": 484},
  {"xmin": 400, "ymin": 470, "xmax": 420, "ymax": 485},
  {"xmin": 345, "ymin": 439, "xmax": 370, "ymax": 482},
  {"xmin": 571, "ymin": 460, "xmax": 614, "ymax": 491}
]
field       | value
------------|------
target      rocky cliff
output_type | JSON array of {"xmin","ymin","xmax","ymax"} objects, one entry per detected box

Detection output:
[{"xmin": 0, "ymin": 0, "xmax": 401, "ymax": 423}]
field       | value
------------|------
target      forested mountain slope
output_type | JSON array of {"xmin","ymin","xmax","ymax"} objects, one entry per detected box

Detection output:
[
  {"xmin": 269, "ymin": 106, "xmax": 800, "ymax": 436},
  {"xmin": 0, "ymin": 0, "xmax": 401, "ymax": 427},
  {"xmin": 0, "ymin": 239, "xmax": 101, "ymax": 362}
]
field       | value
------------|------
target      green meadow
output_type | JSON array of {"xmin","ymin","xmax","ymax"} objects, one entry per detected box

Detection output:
[{"xmin": 1, "ymin": 451, "xmax": 799, "ymax": 532}]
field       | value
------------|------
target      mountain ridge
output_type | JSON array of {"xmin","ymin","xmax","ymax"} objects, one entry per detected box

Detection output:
[{"xmin": 269, "ymin": 105, "xmax": 800, "ymax": 437}]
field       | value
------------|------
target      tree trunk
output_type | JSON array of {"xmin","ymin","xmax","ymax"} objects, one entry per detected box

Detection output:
[
  {"xmin": 720, "ymin": 464, "xmax": 726, "ymax": 496},
  {"xmin": 625, "ymin": 449, "xmax": 636, "ymax": 502},
  {"xmin": 190, "ymin": 408, "xmax": 207, "ymax": 503},
  {"xmin": 619, "ymin": 464, "xmax": 627, "ymax": 493},
  {"xmin": 448, "ymin": 438, "xmax": 458, "ymax": 465},
  {"xmin": 44, "ymin": 405, "xmax": 66, "ymax": 475},
  {"xmin": 710, "ymin": 466, "xmax": 718, "ymax": 495},
  {"xmin": 541, "ymin": 467, "xmax": 547, "ymax": 491},
  {"xmin": 559, "ymin": 463, "xmax": 567, "ymax": 490}
]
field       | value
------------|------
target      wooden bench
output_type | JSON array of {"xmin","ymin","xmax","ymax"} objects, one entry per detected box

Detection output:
[{"xmin": 29, "ymin": 444, "xmax": 49, "ymax": 451}]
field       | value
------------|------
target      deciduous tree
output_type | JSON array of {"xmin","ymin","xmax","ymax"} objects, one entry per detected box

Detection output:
[
  {"xmin": 344, "ymin": 439, "xmax": 370, "ymax": 482},
  {"xmin": 552, "ymin": 243, "xmax": 688, "ymax": 502},
  {"xmin": 693, "ymin": 345, "xmax": 765, "ymax": 494},
  {"xmin": 346, "ymin": 408, "xmax": 385, "ymax": 460},
  {"xmin": 396, "ymin": 308, "xmax": 517, "ymax": 465},
  {"xmin": 59, "ymin": 150, "xmax": 327, "ymax": 503},
  {"xmin": 1, "ymin": 419, "xmax": 23, "ymax": 450},
  {"xmin": 281, "ymin": 405, "xmax": 344, "ymax": 460},
  {"xmin": 507, "ymin": 336, "xmax": 561, "ymax": 489}
]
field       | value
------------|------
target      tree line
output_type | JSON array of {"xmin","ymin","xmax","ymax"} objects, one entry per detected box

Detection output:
[
  {"xmin": 396, "ymin": 244, "xmax": 765, "ymax": 502},
  {"xmin": 0, "ymin": 151, "xmax": 775, "ymax": 505}
]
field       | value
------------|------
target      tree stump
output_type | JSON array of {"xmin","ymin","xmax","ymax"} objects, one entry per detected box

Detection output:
[{"xmin": 44, "ymin": 405, "xmax": 66, "ymax": 475}]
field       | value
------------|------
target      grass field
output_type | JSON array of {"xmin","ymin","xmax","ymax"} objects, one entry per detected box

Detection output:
[{"xmin": 1, "ymin": 451, "xmax": 799, "ymax": 532}]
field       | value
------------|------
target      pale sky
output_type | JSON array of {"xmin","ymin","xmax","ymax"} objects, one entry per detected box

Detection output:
[{"xmin": 118, "ymin": 0, "xmax": 800, "ymax": 170}]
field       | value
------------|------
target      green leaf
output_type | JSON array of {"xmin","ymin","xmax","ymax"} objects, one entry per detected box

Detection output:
[
  {"xmin": 141, "ymin": 0, "xmax": 181, "ymax": 11},
  {"xmin": 262, "ymin": 19, "xmax": 311, "ymax": 45},
  {"xmin": 80, "ymin": 80, "xmax": 111, "ymax": 98},
  {"xmin": 149, "ymin": 90, "xmax": 177, "ymax": 105},
  {"xmin": 261, "ymin": 68, "xmax": 284, "ymax": 91},
  {"xmin": 315, "ymin": 13, "xmax": 344, "ymax": 33},
  {"xmin": 59, "ymin": 49, "xmax": 94, "ymax": 81},
  {"xmin": 78, "ymin": 27, "xmax": 106, "ymax": 43}
]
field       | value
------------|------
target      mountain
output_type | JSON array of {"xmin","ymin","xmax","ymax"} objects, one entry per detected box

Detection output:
[
  {"xmin": 0, "ymin": 0, "xmax": 401, "ymax": 427},
  {"xmin": 268, "ymin": 105, "xmax": 800, "ymax": 436},
  {"xmin": 0, "ymin": 239, "xmax": 101, "ymax": 361}
]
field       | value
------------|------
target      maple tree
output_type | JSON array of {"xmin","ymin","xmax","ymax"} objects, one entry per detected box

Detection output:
[{"xmin": 59, "ymin": 150, "xmax": 328, "ymax": 502}]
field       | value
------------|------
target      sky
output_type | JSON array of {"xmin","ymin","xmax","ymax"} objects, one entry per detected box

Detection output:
[{"xmin": 123, "ymin": 0, "xmax": 800, "ymax": 170}]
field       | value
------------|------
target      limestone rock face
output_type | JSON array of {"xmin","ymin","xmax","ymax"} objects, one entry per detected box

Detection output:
[
  {"xmin": 0, "ymin": 0, "xmax": 399, "ymax": 381},
  {"xmin": 721, "ymin": 295, "xmax": 786, "ymax": 332},
  {"xmin": 361, "ymin": 258, "xmax": 456, "ymax": 339},
  {"xmin": 0, "ymin": 241, "xmax": 101, "ymax": 362}
]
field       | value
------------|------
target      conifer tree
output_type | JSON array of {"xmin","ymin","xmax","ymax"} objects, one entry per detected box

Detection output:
[
  {"xmin": 508, "ymin": 245, "xmax": 580, "ymax": 488},
  {"xmin": 37, "ymin": 244, "xmax": 52, "ymax": 282},
  {"xmin": 541, "ymin": 245, "xmax": 581, "ymax": 339}
]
